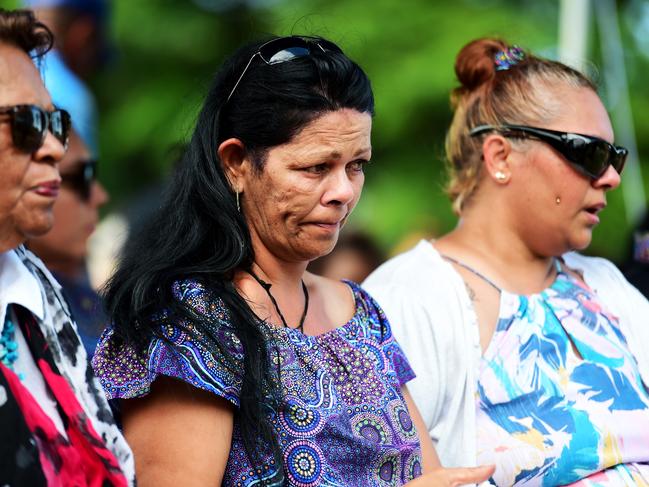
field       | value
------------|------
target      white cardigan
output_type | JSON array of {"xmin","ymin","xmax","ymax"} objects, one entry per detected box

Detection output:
[{"xmin": 364, "ymin": 240, "xmax": 649, "ymax": 472}]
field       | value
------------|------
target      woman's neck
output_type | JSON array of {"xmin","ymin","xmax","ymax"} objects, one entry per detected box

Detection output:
[
  {"xmin": 235, "ymin": 239, "xmax": 310, "ymax": 331},
  {"xmin": 437, "ymin": 206, "xmax": 558, "ymax": 294},
  {"xmin": 0, "ymin": 223, "xmax": 23, "ymax": 254},
  {"xmin": 249, "ymin": 242, "xmax": 308, "ymax": 288},
  {"xmin": 39, "ymin": 258, "xmax": 85, "ymax": 280}
]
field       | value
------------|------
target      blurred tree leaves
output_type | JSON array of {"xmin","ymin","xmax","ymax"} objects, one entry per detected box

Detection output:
[
  {"xmin": 95, "ymin": 0, "xmax": 558, "ymax": 245},
  {"xmin": 7, "ymin": 0, "xmax": 645, "ymax": 260}
]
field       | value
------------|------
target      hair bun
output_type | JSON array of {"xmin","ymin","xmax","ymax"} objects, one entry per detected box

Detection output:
[{"xmin": 454, "ymin": 38, "xmax": 510, "ymax": 92}]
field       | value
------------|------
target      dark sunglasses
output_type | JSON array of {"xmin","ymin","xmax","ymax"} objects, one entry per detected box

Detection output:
[
  {"xmin": 470, "ymin": 124, "xmax": 628, "ymax": 180},
  {"xmin": 226, "ymin": 36, "xmax": 343, "ymax": 103},
  {"xmin": 0, "ymin": 104, "xmax": 71, "ymax": 153},
  {"xmin": 61, "ymin": 159, "xmax": 97, "ymax": 201}
]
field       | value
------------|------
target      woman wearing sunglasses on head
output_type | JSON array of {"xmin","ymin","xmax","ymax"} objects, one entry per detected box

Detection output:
[
  {"xmin": 0, "ymin": 8, "xmax": 133, "ymax": 485},
  {"xmin": 91, "ymin": 35, "xmax": 494, "ymax": 486},
  {"xmin": 364, "ymin": 37, "xmax": 649, "ymax": 486},
  {"xmin": 28, "ymin": 129, "xmax": 109, "ymax": 357}
]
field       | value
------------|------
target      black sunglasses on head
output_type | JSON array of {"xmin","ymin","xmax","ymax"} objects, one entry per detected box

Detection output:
[
  {"xmin": 0, "ymin": 104, "xmax": 71, "ymax": 153},
  {"xmin": 226, "ymin": 36, "xmax": 343, "ymax": 103},
  {"xmin": 470, "ymin": 124, "xmax": 628, "ymax": 180},
  {"xmin": 61, "ymin": 159, "xmax": 97, "ymax": 201}
]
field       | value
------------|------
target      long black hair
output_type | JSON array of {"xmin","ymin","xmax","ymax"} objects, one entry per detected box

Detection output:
[{"xmin": 103, "ymin": 35, "xmax": 374, "ymax": 481}]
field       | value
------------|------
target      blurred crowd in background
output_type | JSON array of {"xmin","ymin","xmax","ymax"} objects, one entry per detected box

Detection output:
[{"xmin": 8, "ymin": 0, "xmax": 649, "ymax": 356}]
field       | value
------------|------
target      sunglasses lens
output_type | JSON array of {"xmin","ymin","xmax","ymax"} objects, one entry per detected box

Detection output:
[
  {"xmin": 50, "ymin": 109, "xmax": 71, "ymax": 148},
  {"xmin": 613, "ymin": 148, "xmax": 628, "ymax": 175},
  {"xmin": 578, "ymin": 140, "xmax": 611, "ymax": 179},
  {"xmin": 11, "ymin": 106, "xmax": 46, "ymax": 153},
  {"xmin": 267, "ymin": 46, "xmax": 310, "ymax": 64},
  {"xmin": 260, "ymin": 37, "xmax": 342, "ymax": 65},
  {"xmin": 62, "ymin": 160, "xmax": 97, "ymax": 201},
  {"xmin": 8, "ymin": 106, "xmax": 71, "ymax": 152},
  {"xmin": 260, "ymin": 37, "xmax": 311, "ymax": 64}
]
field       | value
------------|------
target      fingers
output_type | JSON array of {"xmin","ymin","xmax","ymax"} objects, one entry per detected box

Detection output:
[{"xmin": 446, "ymin": 465, "xmax": 495, "ymax": 486}]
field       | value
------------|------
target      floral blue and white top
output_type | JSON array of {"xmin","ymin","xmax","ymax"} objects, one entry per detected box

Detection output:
[
  {"xmin": 476, "ymin": 267, "xmax": 649, "ymax": 486},
  {"xmin": 93, "ymin": 279, "xmax": 421, "ymax": 486}
]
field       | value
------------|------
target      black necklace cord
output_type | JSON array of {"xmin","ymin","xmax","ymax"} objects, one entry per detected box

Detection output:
[{"xmin": 248, "ymin": 271, "xmax": 309, "ymax": 333}]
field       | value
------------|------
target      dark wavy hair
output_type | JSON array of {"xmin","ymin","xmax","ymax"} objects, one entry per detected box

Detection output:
[
  {"xmin": 0, "ymin": 8, "xmax": 53, "ymax": 59},
  {"xmin": 103, "ymin": 35, "xmax": 374, "ymax": 482}
]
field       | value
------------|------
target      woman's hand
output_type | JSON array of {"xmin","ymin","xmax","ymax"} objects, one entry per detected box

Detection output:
[{"xmin": 406, "ymin": 465, "xmax": 495, "ymax": 486}]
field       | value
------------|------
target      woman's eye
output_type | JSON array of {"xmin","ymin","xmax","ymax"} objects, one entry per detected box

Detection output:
[
  {"xmin": 305, "ymin": 163, "xmax": 328, "ymax": 174},
  {"xmin": 348, "ymin": 160, "xmax": 370, "ymax": 172}
]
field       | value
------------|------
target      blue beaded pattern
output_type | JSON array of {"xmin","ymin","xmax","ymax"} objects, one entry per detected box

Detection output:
[
  {"xmin": 94, "ymin": 280, "xmax": 421, "ymax": 486},
  {"xmin": 1, "ymin": 316, "xmax": 24, "ymax": 380}
]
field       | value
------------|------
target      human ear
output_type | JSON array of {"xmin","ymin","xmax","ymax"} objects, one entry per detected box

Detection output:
[
  {"xmin": 481, "ymin": 134, "xmax": 512, "ymax": 184},
  {"xmin": 217, "ymin": 138, "xmax": 248, "ymax": 191}
]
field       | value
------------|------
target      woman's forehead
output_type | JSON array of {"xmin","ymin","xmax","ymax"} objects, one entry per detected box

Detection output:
[
  {"xmin": 290, "ymin": 110, "xmax": 372, "ymax": 145},
  {"xmin": 545, "ymin": 87, "xmax": 614, "ymax": 142},
  {"xmin": 0, "ymin": 44, "xmax": 53, "ymax": 110}
]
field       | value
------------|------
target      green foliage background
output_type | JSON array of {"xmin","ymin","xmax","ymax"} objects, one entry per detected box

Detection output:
[{"xmin": 7, "ymin": 0, "xmax": 649, "ymax": 262}]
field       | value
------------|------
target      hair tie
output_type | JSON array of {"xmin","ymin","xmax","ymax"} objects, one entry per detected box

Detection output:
[{"xmin": 494, "ymin": 46, "xmax": 525, "ymax": 71}]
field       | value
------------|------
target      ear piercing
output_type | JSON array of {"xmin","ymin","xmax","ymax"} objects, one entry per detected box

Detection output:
[
  {"xmin": 495, "ymin": 171, "xmax": 507, "ymax": 181},
  {"xmin": 236, "ymin": 191, "xmax": 241, "ymax": 211}
]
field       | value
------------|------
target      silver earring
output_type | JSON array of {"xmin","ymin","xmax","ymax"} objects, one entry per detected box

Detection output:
[
  {"xmin": 555, "ymin": 196, "xmax": 561, "ymax": 205},
  {"xmin": 495, "ymin": 171, "xmax": 507, "ymax": 181},
  {"xmin": 236, "ymin": 191, "xmax": 240, "ymax": 212}
]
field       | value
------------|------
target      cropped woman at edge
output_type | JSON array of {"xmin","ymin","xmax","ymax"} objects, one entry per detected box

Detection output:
[
  {"xmin": 91, "ymin": 36, "xmax": 493, "ymax": 486},
  {"xmin": 364, "ymin": 38, "xmax": 649, "ymax": 486}
]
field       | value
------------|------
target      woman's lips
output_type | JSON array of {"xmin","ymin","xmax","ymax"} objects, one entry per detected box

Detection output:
[
  {"xmin": 582, "ymin": 202, "xmax": 605, "ymax": 225},
  {"xmin": 583, "ymin": 211, "xmax": 600, "ymax": 225},
  {"xmin": 306, "ymin": 220, "xmax": 342, "ymax": 233},
  {"xmin": 33, "ymin": 180, "xmax": 61, "ymax": 198}
]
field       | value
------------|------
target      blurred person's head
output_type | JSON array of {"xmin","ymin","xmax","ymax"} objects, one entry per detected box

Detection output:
[
  {"xmin": 0, "ymin": 8, "xmax": 69, "ymax": 253},
  {"xmin": 105, "ymin": 35, "xmax": 373, "ymax": 476},
  {"xmin": 26, "ymin": 0, "xmax": 109, "ymax": 79},
  {"xmin": 445, "ymin": 37, "xmax": 625, "ymax": 256},
  {"xmin": 27, "ymin": 130, "xmax": 108, "ymax": 276},
  {"xmin": 309, "ymin": 230, "xmax": 384, "ymax": 282}
]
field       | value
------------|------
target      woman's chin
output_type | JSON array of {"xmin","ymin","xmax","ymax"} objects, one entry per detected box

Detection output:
[{"xmin": 299, "ymin": 242, "xmax": 339, "ymax": 264}]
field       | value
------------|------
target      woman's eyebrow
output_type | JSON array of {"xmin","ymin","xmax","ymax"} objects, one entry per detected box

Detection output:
[{"xmin": 306, "ymin": 147, "xmax": 371, "ymax": 160}]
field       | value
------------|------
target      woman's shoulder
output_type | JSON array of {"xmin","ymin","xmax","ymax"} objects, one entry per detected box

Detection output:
[
  {"xmin": 92, "ymin": 277, "xmax": 243, "ymax": 403},
  {"xmin": 364, "ymin": 240, "xmax": 459, "ymax": 297},
  {"xmin": 169, "ymin": 277, "xmax": 233, "ymax": 322},
  {"xmin": 562, "ymin": 252, "xmax": 627, "ymax": 288}
]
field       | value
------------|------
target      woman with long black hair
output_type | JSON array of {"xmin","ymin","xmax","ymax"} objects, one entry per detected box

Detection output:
[{"xmin": 92, "ymin": 36, "xmax": 493, "ymax": 486}]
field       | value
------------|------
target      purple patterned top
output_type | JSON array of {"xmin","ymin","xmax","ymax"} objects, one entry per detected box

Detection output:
[{"xmin": 92, "ymin": 280, "xmax": 421, "ymax": 486}]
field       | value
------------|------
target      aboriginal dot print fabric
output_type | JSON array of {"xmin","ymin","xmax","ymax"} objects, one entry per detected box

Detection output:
[
  {"xmin": 476, "ymin": 268, "xmax": 649, "ymax": 486},
  {"xmin": 93, "ymin": 280, "xmax": 421, "ymax": 486}
]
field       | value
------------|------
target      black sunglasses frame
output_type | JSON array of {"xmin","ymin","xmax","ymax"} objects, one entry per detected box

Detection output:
[
  {"xmin": 469, "ymin": 124, "xmax": 628, "ymax": 180},
  {"xmin": 61, "ymin": 159, "xmax": 97, "ymax": 202},
  {"xmin": 0, "ymin": 104, "xmax": 71, "ymax": 153},
  {"xmin": 225, "ymin": 36, "xmax": 343, "ymax": 104}
]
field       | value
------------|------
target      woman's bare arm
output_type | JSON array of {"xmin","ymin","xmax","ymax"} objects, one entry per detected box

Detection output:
[
  {"xmin": 121, "ymin": 376, "xmax": 235, "ymax": 486},
  {"xmin": 402, "ymin": 385, "xmax": 495, "ymax": 486},
  {"xmin": 402, "ymin": 385, "xmax": 440, "ymax": 472}
]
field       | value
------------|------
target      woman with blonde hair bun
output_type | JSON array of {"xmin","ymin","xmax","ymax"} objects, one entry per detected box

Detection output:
[{"xmin": 365, "ymin": 37, "xmax": 649, "ymax": 485}]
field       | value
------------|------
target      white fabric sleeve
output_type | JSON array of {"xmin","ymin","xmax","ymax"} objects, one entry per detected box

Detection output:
[{"xmin": 364, "ymin": 277, "xmax": 480, "ymax": 469}]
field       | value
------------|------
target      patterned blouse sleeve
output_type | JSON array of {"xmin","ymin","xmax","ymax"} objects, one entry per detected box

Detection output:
[
  {"xmin": 92, "ymin": 279, "xmax": 244, "ymax": 407},
  {"xmin": 352, "ymin": 282, "xmax": 416, "ymax": 386}
]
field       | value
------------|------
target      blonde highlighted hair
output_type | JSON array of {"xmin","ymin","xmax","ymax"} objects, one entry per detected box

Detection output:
[{"xmin": 445, "ymin": 38, "xmax": 596, "ymax": 214}]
